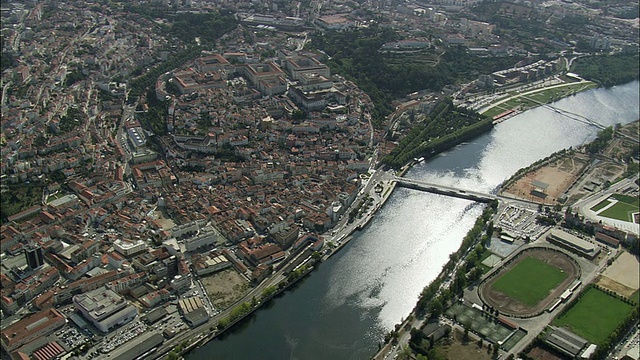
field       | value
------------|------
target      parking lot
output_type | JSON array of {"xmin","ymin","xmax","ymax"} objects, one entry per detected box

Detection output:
[
  {"xmin": 497, "ymin": 205, "xmax": 546, "ymax": 239},
  {"xmin": 55, "ymin": 325, "xmax": 89, "ymax": 351},
  {"xmin": 100, "ymin": 320, "xmax": 147, "ymax": 354}
]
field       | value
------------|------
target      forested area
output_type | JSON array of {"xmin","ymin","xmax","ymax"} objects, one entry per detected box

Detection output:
[
  {"xmin": 586, "ymin": 126, "xmax": 614, "ymax": 154},
  {"xmin": 169, "ymin": 12, "xmax": 237, "ymax": 46},
  {"xmin": 0, "ymin": 184, "xmax": 44, "ymax": 223},
  {"xmin": 572, "ymin": 53, "xmax": 640, "ymax": 87},
  {"xmin": 382, "ymin": 100, "xmax": 493, "ymax": 168},
  {"xmin": 127, "ymin": 45, "xmax": 203, "ymax": 102},
  {"xmin": 1, "ymin": 48, "xmax": 15, "ymax": 71},
  {"xmin": 310, "ymin": 27, "xmax": 521, "ymax": 126},
  {"xmin": 137, "ymin": 88, "xmax": 170, "ymax": 136},
  {"xmin": 120, "ymin": 4, "xmax": 237, "ymax": 48}
]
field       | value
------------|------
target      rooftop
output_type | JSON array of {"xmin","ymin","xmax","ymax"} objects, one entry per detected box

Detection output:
[{"xmin": 0, "ymin": 308, "xmax": 65, "ymax": 352}]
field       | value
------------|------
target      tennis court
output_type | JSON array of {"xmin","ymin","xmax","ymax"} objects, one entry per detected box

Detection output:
[{"xmin": 446, "ymin": 303, "xmax": 523, "ymax": 350}]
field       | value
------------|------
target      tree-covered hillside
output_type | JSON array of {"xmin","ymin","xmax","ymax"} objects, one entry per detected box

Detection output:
[
  {"xmin": 572, "ymin": 53, "xmax": 640, "ymax": 87},
  {"xmin": 310, "ymin": 27, "xmax": 521, "ymax": 126},
  {"xmin": 382, "ymin": 100, "xmax": 493, "ymax": 168}
]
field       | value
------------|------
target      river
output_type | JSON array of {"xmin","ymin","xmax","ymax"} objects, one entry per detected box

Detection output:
[{"xmin": 185, "ymin": 81, "xmax": 639, "ymax": 360}]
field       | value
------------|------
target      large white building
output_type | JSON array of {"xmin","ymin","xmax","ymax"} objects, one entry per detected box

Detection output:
[
  {"xmin": 183, "ymin": 226, "xmax": 224, "ymax": 252},
  {"xmin": 73, "ymin": 287, "xmax": 137, "ymax": 333},
  {"xmin": 113, "ymin": 239, "xmax": 147, "ymax": 257}
]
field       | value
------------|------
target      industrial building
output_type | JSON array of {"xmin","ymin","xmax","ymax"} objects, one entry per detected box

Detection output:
[
  {"xmin": 547, "ymin": 229, "xmax": 601, "ymax": 259},
  {"xmin": 0, "ymin": 308, "xmax": 66, "ymax": 352},
  {"xmin": 192, "ymin": 254, "xmax": 231, "ymax": 276},
  {"xmin": 178, "ymin": 296, "xmax": 209, "ymax": 327},
  {"xmin": 545, "ymin": 326, "xmax": 596, "ymax": 359},
  {"xmin": 111, "ymin": 332, "xmax": 164, "ymax": 360}
]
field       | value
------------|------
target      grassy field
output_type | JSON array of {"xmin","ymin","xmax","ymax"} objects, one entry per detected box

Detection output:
[
  {"xmin": 478, "ymin": 250, "xmax": 496, "ymax": 274},
  {"xmin": 434, "ymin": 329, "xmax": 493, "ymax": 360},
  {"xmin": 491, "ymin": 256, "xmax": 567, "ymax": 306},
  {"xmin": 481, "ymin": 82, "xmax": 596, "ymax": 119},
  {"xmin": 553, "ymin": 287, "xmax": 634, "ymax": 345},
  {"xmin": 612, "ymin": 194, "xmax": 639, "ymax": 204},
  {"xmin": 46, "ymin": 192, "xmax": 67, "ymax": 203},
  {"xmin": 482, "ymin": 105, "xmax": 513, "ymax": 119},
  {"xmin": 590, "ymin": 198, "xmax": 611, "ymax": 212},
  {"xmin": 598, "ymin": 194, "xmax": 639, "ymax": 222},
  {"xmin": 525, "ymin": 83, "xmax": 597, "ymax": 104}
]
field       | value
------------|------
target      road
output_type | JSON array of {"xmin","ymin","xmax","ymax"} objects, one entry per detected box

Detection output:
[{"xmin": 1, "ymin": 80, "xmax": 12, "ymax": 107}]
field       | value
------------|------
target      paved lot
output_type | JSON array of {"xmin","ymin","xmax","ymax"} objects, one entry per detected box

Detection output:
[{"xmin": 599, "ymin": 251, "xmax": 640, "ymax": 297}]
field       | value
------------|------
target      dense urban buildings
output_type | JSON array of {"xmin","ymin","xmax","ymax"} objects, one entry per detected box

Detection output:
[{"xmin": 1, "ymin": 0, "xmax": 638, "ymax": 359}]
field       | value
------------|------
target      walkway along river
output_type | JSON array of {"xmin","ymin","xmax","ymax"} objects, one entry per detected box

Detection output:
[{"xmin": 185, "ymin": 81, "xmax": 640, "ymax": 360}]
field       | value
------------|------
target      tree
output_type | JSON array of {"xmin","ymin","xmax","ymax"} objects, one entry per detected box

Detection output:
[
  {"xmin": 430, "ymin": 297, "xmax": 443, "ymax": 319},
  {"xmin": 291, "ymin": 109, "xmax": 307, "ymax": 121},
  {"xmin": 398, "ymin": 345, "xmax": 413, "ymax": 360},
  {"xmin": 261, "ymin": 286, "xmax": 277, "ymax": 299},
  {"xmin": 34, "ymin": 134, "xmax": 47, "ymax": 147}
]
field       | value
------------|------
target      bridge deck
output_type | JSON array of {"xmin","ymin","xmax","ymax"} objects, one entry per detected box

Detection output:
[{"xmin": 393, "ymin": 177, "xmax": 497, "ymax": 203}]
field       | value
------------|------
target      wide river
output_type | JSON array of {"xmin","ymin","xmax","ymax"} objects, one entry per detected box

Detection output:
[{"xmin": 186, "ymin": 81, "xmax": 639, "ymax": 360}]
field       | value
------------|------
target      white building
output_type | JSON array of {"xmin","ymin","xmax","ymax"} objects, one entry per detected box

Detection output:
[
  {"xmin": 73, "ymin": 287, "xmax": 137, "ymax": 333},
  {"xmin": 113, "ymin": 239, "xmax": 147, "ymax": 257},
  {"xmin": 184, "ymin": 226, "xmax": 224, "ymax": 252}
]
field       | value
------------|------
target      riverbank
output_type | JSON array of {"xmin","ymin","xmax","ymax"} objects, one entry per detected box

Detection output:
[
  {"xmin": 370, "ymin": 80, "xmax": 640, "ymax": 360},
  {"xmin": 478, "ymin": 79, "xmax": 597, "ymax": 119},
  {"xmin": 185, "ymin": 265, "xmax": 316, "ymax": 351},
  {"xmin": 177, "ymin": 175, "xmax": 399, "ymax": 357},
  {"xmin": 180, "ymin": 81, "xmax": 639, "ymax": 360}
]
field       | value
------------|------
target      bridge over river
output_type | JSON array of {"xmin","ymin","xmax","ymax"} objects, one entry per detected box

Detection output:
[{"xmin": 392, "ymin": 177, "xmax": 498, "ymax": 203}]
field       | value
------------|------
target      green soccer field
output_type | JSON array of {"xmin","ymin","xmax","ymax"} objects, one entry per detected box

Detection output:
[
  {"xmin": 598, "ymin": 194, "xmax": 639, "ymax": 222},
  {"xmin": 491, "ymin": 256, "xmax": 567, "ymax": 307},
  {"xmin": 553, "ymin": 287, "xmax": 635, "ymax": 345}
]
